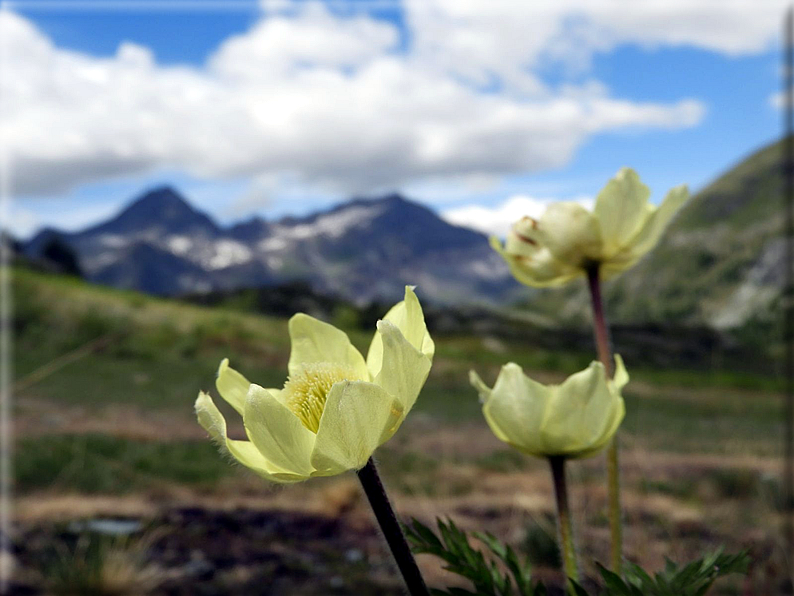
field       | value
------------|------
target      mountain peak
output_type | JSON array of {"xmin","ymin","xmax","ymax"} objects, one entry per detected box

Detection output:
[
  {"xmin": 127, "ymin": 185, "xmax": 196, "ymax": 216},
  {"xmin": 136, "ymin": 185, "xmax": 188, "ymax": 206},
  {"xmin": 380, "ymin": 192, "xmax": 409, "ymax": 204},
  {"xmin": 85, "ymin": 186, "xmax": 220, "ymax": 237},
  {"xmin": 23, "ymin": 183, "xmax": 513, "ymax": 304},
  {"xmin": 348, "ymin": 192, "xmax": 409, "ymax": 208}
]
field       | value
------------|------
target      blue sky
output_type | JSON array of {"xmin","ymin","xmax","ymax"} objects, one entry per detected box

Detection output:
[{"xmin": 1, "ymin": 0, "xmax": 786, "ymax": 238}]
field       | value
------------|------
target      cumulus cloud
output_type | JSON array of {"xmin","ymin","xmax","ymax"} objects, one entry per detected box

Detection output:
[
  {"xmin": 2, "ymin": 1, "xmax": 776, "ymax": 198},
  {"xmin": 442, "ymin": 195, "xmax": 594, "ymax": 237},
  {"xmin": 210, "ymin": 2, "xmax": 399, "ymax": 78},
  {"xmin": 406, "ymin": 0, "xmax": 786, "ymax": 88}
]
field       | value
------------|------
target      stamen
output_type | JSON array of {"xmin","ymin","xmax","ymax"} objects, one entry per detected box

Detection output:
[
  {"xmin": 283, "ymin": 363, "xmax": 359, "ymax": 432},
  {"xmin": 514, "ymin": 230, "xmax": 538, "ymax": 246},
  {"xmin": 513, "ymin": 218, "xmax": 539, "ymax": 245}
]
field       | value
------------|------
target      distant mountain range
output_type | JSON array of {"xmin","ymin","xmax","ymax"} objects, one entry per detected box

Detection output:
[
  {"xmin": 21, "ymin": 136, "xmax": 786, "ymax": 335},
  {"xmin": 23, "ymin": 189, "xmax": 520, "ymax": 305}
]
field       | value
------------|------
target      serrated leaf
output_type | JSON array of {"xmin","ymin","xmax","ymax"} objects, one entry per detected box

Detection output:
[
  {"xmin": 408, "ymin": 516, "xmax": 549, "ymax": 596},
  {"xmin": 405, "ymin": 518, "xmax": 444, "ymax": 551},
  {"xmin": 623, "ymin": 560, "xmax": 653, "ymax": 589}
]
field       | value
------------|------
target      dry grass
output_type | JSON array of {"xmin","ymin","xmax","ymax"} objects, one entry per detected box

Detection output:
[{"xmin": 15, "ymin": 398, "xmax": 203, "ymax": 441}]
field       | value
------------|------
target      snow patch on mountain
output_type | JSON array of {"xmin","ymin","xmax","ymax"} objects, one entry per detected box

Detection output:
[
  {"xmin": 279, "ymin": 204, "xmax": 387, "ymax": 241},
  {"xmin": 23, "ymin": 189, "xmax": 516, "ymax": 304},
  {"xmin": 99, "ymin": 234, "xmax": 127, "ymax": 248},
  {"xmin": 259, "ymin": 237, "xmax": 288, "ymax": 252},
  {"xmin": 467, "ymin": 257, "xmax": 509, "ymax": 280},
  {"xmin": 206, "ymin": 240, "xmax": 253, "ymax": 270},
  {"xmin": 168, "ymin": 236, "xmax": 193, "ymax": 255}
]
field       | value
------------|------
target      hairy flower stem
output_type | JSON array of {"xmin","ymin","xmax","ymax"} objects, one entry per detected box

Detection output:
[
  {"xmin": 357, "ymin": 458, "xmax": 430, "ymax": 596},
  {"xmin": 549, "ymin": 455, "xmax": 578, "ymax": 592},
  {"xmin": 586, "ymin": 264, "xmax": 622, "ymax": 575}
]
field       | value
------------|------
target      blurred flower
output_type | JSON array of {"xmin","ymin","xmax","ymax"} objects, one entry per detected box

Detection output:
[
  {"xmin": 469, "ymin": 356, "xmax": 628, "ymax": 459},
  {"xmin": 195, "ymin": 286, "xmax": 434, "ymax": 483},
  {"xmin": 491, "ymin": 168, "xmax": 688, "ymax": 286}
]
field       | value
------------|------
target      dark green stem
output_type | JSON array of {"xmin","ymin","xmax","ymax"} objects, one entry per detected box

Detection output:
[
  {"xmin": 549, "ymin": 455, "xmax": 578, "ymax": 593},
  {"xmin": 357, "ymin": 457, "xmax": 430, "ymax": 596},
  {"xmin": 585, "ymin": 265, "xmax": 613, "ymax": 376},
  {"xmin": 586, "ymin": 265, "xmax": 623, "ymax": 575}
]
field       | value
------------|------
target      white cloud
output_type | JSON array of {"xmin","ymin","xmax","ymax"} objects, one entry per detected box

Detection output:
[
  {"xmin": 406, "ymin": 0, "xmax": 786, "ymax": 90},
  {"xmin": 442, "ymin": 194, "xmax": 594, "ymax": 237},
  {"xmin": 210, "ymin": 2, "xmax": 399, "ymax": 79},
  {"xmin": 228, "ymin": 173, "xmax": 288, "ymax": 216},
  {"xmin": 0, "ymin": 1, "xmax": 755, "ymax": 200}
]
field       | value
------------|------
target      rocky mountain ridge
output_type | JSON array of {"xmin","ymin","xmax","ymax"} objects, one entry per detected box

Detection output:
[
  {"xmin": 23, "ymin": 135, "xmax": 786, "ymax": 334},
  {"xmin": 24, "ymin": 189, "xmax": 519, "ymax": 305}
]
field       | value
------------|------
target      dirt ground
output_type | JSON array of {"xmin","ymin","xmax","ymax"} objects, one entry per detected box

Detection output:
[{"xmin": 11, "ymin": 402, "xmax": 792, "ymax": 595}]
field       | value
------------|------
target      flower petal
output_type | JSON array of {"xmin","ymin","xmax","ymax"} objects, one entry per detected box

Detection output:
[
  {"xmin": 216, "ymin": 358, "xmax": 250, "ymax": 416},
  {"xmin": 594, "ymin": 168, "xmax": 651, "ymax": 258},
  {"xmin": 371, "ymin": 320, "xmax": 432, "ymax": 415},
  {"xmin": 577, "ymin": 394, "xmax": 625, "ymax": 459},
  {"xmin": 310, "ymin": 381, "xmax": 403, "ymax": 475},
  {"xmin": 288, "ymin": 314, "xmax": 368, "ymax": 380},
  {"xmin": 194, "ymin": 391, "xmax": 305, "ymax": 483},
  {"xmin": 263, "ymin": 387, "xmax": 285, "ymax": 404},
  {"xmin": 543, "ymin": 362, "xmax": 617, "ymax": 457},
  {"xmin": 244, "ymin": 385, "xmax": 316, "ymax": 477},
  {"xmin": 481, "ymin": 363, "xmax": 551, "ymax": 456},
  {"xmin": 493, "ymin": 233, "xmax": 581, "ymax": 288},
  {"xmin": 366, "ymin": 286, "xmax": 434, "ymax": 379},
  {"xmin": 571, "ymin": 354, "xmax": 628, "ymax": 458},
  {"xmin": 599, "ymin": 249, "xmax": 643, "ymax": 279},
  {"xmin": 612, "ymin": 354, "xmax": 629, "ymax": 392},
  {"xmin": 625, "ymin": 183, "xmax": 689, "ymax": 258},
  {"xmin": 469, "ymin": 369, "xmax": 492, "ymax": 404},
  {"xmin": 536, "ymin": 202, "xmax": 602, "ymax": 267}
]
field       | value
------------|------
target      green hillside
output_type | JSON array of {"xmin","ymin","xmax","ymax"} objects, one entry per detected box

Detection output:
[
  {"xmin": 612, "ymin": 137, "xmax": 783, "ymax": 326},
  {"xmin": 12, "ymin": 266, "xmax": 590, "ymax": 425},
  {"xmin": 11, "ymin": 266, "xmax": 786, "ymax": 595},
  {"xmin": 522, "ymin": 137, "xmax": 785, "ymax": 353},
  {"xmin": 11, "ymin": 265, "xmax": 783, "ymax": 501}
]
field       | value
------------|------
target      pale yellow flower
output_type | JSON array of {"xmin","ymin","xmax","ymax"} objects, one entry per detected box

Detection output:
[
  {"xmin": 491, "ymin": 168, "xmax": 688, "ymax": 287},
  {"xmin": 470, "ymin": 356, "xmax": 628, "ymax": 459},
  {"xmin": 195, "ymin": 286, "xmax": 434, "ymax": 483}
]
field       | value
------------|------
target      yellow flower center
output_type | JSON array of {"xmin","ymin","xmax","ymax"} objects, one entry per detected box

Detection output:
[{"xmin": 283, "ymin": 363, "xmax": 359, "ymax": 432}]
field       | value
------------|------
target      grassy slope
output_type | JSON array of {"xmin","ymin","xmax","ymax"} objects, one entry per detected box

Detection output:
[
  {"xmin": 13, "ymin": 267, "xmax": 784, "ymax": 498},
  {"xmin": 13, "ymin": 268, "xmax": 788, "ymax": 596},
  {"xmin": 609, "ymin": 138, "xmax": 783, "ymax": 324},
  {"xmin": 521, "ymin": 139, "xmax": 785, "ymax": 350}
]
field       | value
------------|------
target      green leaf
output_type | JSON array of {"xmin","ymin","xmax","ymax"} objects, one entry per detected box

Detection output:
[
  {"xmin": 597, "ymin": 563, "xmax": 634, "ymax": 596},
  {"xmin": 404, "ymin": 518, "xmax": 443, "ymax": 552},
  {"xmin": 602, "ymin": 549, "xmax": 751, "ymax": 596},
  {"xmin": 569, "ymin": 579, "xmax": 590, "ymax": 596},
  {"xmin": 623, "ymin": 561, "xmax": 653, "ymax": 588},
  {"xmin": 407, "ymin": 517, "xmax": 547, "ymax": 596}
]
